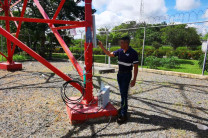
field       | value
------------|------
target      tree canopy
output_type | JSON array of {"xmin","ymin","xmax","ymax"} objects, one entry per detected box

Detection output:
[
  {"xmin": 0, "ymin": 0, "xmax": 96, "ymax": 58},
  {"xmin": 97, "ymin": 22, "xmax": 202, "ymax": 50}
]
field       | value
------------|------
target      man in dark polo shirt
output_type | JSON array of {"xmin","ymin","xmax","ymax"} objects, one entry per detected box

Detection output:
[{"xmin": 98, "ymin": 36, "xmax": 139, "ymax": 124}]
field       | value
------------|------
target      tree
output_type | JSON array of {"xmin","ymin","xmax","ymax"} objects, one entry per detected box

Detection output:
[
  {"xmin": 97, "ymin": 21, "xmax": 140, "ymax": 46},
  {"xmin": 111, "ymin": 21, "xmax": 139, "ymax": 45},
  {"xmin": 202, "ymin": 33, "xmax": 208, "ymax": 40},
  {"xmin": 161, "ymin": 24, "xmax": 201, "ymax": 49},
  {"xmin": 185, "ymin": 27, "xmax": 201, "ymax": 49},
  {"xmin": 6, "ymin": 0, "xmax": 95, "ymax": 57}
]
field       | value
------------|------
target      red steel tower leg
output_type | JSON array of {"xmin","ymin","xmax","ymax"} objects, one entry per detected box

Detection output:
[
  {"xmin": 5, "ymin": 0, "xmax": 12, "ymax": 64},
  {"xmin": 11, "ymin": 0, "xmax": 28, "ymax": 57},
  {"xmin": 83, "ymin": 0, "xmax": 93, "ymax": 104},
  {"xmin": 0, "ymin": 0, "xmax": 22, "ymax": 71}
]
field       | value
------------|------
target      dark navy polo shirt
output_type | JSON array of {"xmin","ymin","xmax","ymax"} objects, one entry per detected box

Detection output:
[{"xmin": 113, "ymin": 46, "xmax": 139, "ymax": 72}]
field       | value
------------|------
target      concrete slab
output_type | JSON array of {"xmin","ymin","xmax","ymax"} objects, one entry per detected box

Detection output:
[{"xmin": 94, "ymin": 66, "xmax": 115, "ymax": 74}]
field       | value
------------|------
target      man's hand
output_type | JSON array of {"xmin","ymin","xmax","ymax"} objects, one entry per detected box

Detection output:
[
  {"xmin": 131, "ymin": 64, "xmax": 138, "ymax": 87},
  {"xmin": 98, "ymin": 40, "xmax": 102, "ymax": 47},
  {"xmin": 98, "ymin": 40, "xmax": 115, "ymax": 57},
  {"xmin": 130, "ymin": 79, "xmax": 136, "ymax": 87}
]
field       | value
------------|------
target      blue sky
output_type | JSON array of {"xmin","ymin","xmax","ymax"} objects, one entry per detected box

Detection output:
[
  {"xmin": 166, "ymin": 0, "xmax": 208, "ymax": 15},
  {"xmin": 92, "ymin": 0, "xmax": 208, "ymax": 15}
]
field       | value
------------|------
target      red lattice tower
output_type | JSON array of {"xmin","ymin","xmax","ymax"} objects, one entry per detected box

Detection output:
[{"xmin": 0, "ymin": 0, "xmax": 117, "ymax": 124}]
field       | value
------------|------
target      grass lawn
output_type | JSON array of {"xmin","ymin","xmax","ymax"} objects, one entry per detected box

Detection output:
[
  {"xmin": 0, "ymin": 54, "xmax": 32, "ymax": 62},
  {"xmin": 151, "ymin": 59, "xmax": 207, "ymax": 75},
  {"xmin": 52, "ymin": 53, "xmax": 208, "ymax": 75},
  {"xmin": 156, "ymin": 59, "xmax": 208, "ymax": 75}
]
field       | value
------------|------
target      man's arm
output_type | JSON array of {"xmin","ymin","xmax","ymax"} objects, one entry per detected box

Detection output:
[
  {"xmin": 98, "ymin": 41, "xmax": 115, "ymax": 57},
  {"xmin": 130, "ymin": 64, "xmax": 138, "ymax": 87}
]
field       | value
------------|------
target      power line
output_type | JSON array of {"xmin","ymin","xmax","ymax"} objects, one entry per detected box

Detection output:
[{"xmin": 98, "ymin": 20, "xmax": 208, "ymax": 33}]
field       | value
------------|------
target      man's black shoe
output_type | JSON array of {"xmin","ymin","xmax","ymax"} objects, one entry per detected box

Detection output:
[
  {"xmin": 117, "ymin": 108, "xmax": 121, "ymax": 116},
  {"xmin": 117, "ymin": 114, "xmax": 128, "ymax": 124}
]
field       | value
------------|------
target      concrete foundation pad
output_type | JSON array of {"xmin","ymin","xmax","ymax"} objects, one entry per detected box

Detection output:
[
  {"xmin": 66, "ymin": 97, "xmax": 118, "ymax": 124},
  {"xmin": 0, "ymin": 62, "xmax": 22, "ymax": 71}
]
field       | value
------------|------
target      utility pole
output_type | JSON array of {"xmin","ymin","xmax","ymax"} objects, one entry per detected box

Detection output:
[
  {"xmin": 141, "ymin": 27, "xmax": 146, "ymax": 69},
  {"xmin": 108, "ymin": 43, "xmax": 111, "ymax": 67},
  {"xmin": 105, "ymin": 27, "xmax": 109, "ymax": 64},
  {"xmin": 202, "ymin": 39, "xmax": 208, "ymax": 75},
  {"xmin": 140, "ymin": 0, "xmax": 144, "ymax": 21}
]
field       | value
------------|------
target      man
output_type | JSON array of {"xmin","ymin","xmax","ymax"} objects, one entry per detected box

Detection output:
[{"xmin": 98, "ymin": 36, "xmax": 139, "ymax": 124}]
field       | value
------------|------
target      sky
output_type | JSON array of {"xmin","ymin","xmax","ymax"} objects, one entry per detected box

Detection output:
[
  {"xmin": 78, "ymin": 0, "xmax": 208, "ymax": 27},
  {"xmin": 74, "ymin": 0, "xmax": 208, "ymax": 38}
]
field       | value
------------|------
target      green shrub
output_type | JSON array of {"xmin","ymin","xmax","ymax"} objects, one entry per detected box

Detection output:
[
  {"xmin": 93, "ymin": 47, "xmax": 121, "ymax": 55},
  {"xmin": 145, "ymin": 46, "xmax": 155, "ymax": 50},
  {"xmin": 152, "ymin": 41, "xmax": 161, "ymax": 49},
  {"xmin": 159, "ymin": 46, "xmax": 173, "ymax": 51},
  {"xmin": 176, "ymin": 47, "xmax": 189, "ymax": 51},
  {"xmin": 178, "ymin": 51, "xmax": 192, "ymax": 59},
  {"xmin": 166, "ymin": 51, "xmax": 175, "ymax": 57},
  {"xmin": 145, "ymin": 56, "xmax": 161, "ymax": 69},
  {"xmin": 175, "ymin": 47, "xmax": 192, "ymax": 59},
  {"xmin": 145, "ymin": 49, "xmax": 155, "ymax": 57},
  {"xmin": 161, "ymin": 56, "xmax": 180, "ymax": 68},
  {"xmin": 69, "ymin": 47, "xmax": 81, "ymax": 53},
  {"xmin": 191, "ymin": 50, "xmax": 203, "ymax": 60},
  {"xmin": 156, "ymin": 46, "xmax": 174, "ymax": 57},
  {"xmin": 93, "ymin": 48, "xmax": 104, "ymax": 55},
  {"xmin": 198, "ymin": 53, "xmax": 208, "ymax": 72},
  {"xmin": 145, "ymin": 56, "xmax": 181, "ymax": 69},
  {"xmin": 110, "ymin": 46, "xmax": 120, "ymax": 52},
  {"xmin": 153, "ymin": 49, "xmax": 166, "ymax": 58},
  {"xmin": 159, "ymin": 46, "xmax": 173, "ymax": 54},
  {"xmin": 196, "ymin": 45, "xmax": 202, "ymax": 50}
]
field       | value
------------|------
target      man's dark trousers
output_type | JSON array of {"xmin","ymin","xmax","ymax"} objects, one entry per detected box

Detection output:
[{"xmin": 117, "ymin": 72, "xmax": 132, "ymax": 116}]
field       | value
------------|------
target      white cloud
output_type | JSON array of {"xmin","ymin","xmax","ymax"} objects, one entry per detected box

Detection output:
[
  {"xmin": 203, "ymin": 9, "xmax": 208, "ymax": 19},
  {"xmin": 95, "ymin": 11, "xmax": 128, "ymax": 28},
  {"xmin": 92, "ymin": 0, "xmax": 110, "ymax": 10},
  {"xmin": 187, "ymin": 24, "xmax": 203, "ymax": 34},
  {"xmin": 175, "ymin": 0, "xmax": 200, "ymax": 11},
  {"xmin": 94, "ymin": 0, "xmax": 167, "ymax": 28},
  {"xmin": 143, "ymin": 0, "xmax": 167, "ymax": 17},
  {"xmin": 107, "ymin": 0, "xmax": 167, "ymax": 20}
]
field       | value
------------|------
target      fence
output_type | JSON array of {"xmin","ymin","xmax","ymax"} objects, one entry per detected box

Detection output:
[{"xmin": 92, "ymin": 9, "xmax": 208, "ymax": 75}]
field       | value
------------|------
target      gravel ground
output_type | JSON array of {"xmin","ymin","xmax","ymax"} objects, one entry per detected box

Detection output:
[{"xmin": 0, "ymin": 60, "xmax": 208, "ymax": 138}]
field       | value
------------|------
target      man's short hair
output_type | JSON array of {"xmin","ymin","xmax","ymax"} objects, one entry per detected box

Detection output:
[{"xmin": 120, "ymin": 36, "xmax": 130, "ymax": 44}]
